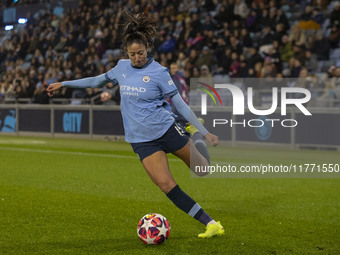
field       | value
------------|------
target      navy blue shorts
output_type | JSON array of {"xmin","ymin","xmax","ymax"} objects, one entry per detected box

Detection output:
[{"xmin": 131, "ymin": 122, "xmax": 189, "ymax": 161}]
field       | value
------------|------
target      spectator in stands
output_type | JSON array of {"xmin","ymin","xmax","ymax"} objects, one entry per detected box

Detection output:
[
  {"xmin": 55, "ymin": 83, "xmax": 73, "ymax": 100},
  {"xmin": 158, "ymin": 34, "xmax": 177, "ymax": 53},
  {"xmin": 254, "ymin": 61, "xmax": 264, "ymax": 78},
  {"xmin": 187, "ymin": 31, "xmax": 205, "ymax": 50},
  {"xmin": 330, "ymin": 1, "xmax": 340, "ymax": 27},
  {"xmin": 327, "ymin": 22, "xmax": 340, "ymax": 48},
  {"xmin": 14, "ymin": 80, "xmax": 27, "ymax": 98},
  {"xmin": 229, "ymin": 35, "xmax": 243, "ymax": 55},
  {"xmin": 85, "ymin": 88, "xmax": 100, "ymax": 103},
  {"xmin": 192, "ymin": 67, "xmax": 201, "ymax": 78},
  {"xmin": 292, "ymin": 43, "xmax": 306, "ymax": 65},
  {"xmin": 311, "ymin": 7, "xmax": 324, "ymax": 25},
  {"xmin": 190, "ymin": 13, "xmax": 202, "ymax": 35},
  {"xmin": 229, "ymin": 52, "xmax": 241, "ymax": 78},
  {"xmin": 289, "ymin": 24, "xmax": 306, "ymax": 46},
  {"xmin": 276, "ymin": 8, "xmax": 290, "ymax": 31},
  {"xmin": 240, "ymin": 27, "xmax": 253, "ymax": 48},
  {"xmin": 185, "ymin": 49, "xmax": 197, "ymax": 74},
  {"xmin": 300, "ymin": 5, "xmax": 313, "ymax": 21},
  {"xmin": 261, "ymin": 57, "xmax": 277, "ymax": 79},
  {"xmin": 304, "ymin": 50, "xmax": 319, "ymax": 74},
  {"xmin": 305, "ymin": 34, "xmax": 315, "ymax": 50},
  {"xmin": 273, "ymin": 23, "xmax": 287, "ymax": 45},
  {"xmin": 268, "ymin": 7, "xmax": 278, "ymax": 30},
  {"xmin": 290, "ymin": 58, "xmax": 303, "ymax": 78},
  {"xmin": 311, "ymin": 31, "xmax": 330, "ymax": 60},
  {"xmin": 247, "ymin": 46, "xmax": 263, "ymax": 69},
  {"xmin": 176, "ymin": 52, "xmax": 188, "ymax": 70},
  {"xmin": 200, "ymin": 65, "xmax": 213, "ymax": 78},
  {"xmin": 169, "ymin": 62, "xmax": 189, "ymax": 125},
  {"xmin": 230, "ymin": 19, "xmax": 242, "ymax": 34},
  {"xmin": 170, "ymin": 63, "xmax": 188, "ymax": 100},
  {"xmin": 246, "ymin": 9, "xmax": 259, "ymax": 32},
  {"xmin": 258, "ymin": 26, "xmax": 274, "ymax": 47},
  {"xmin": 214, "ymin": 37, "xmax": 227, "ymax": 69},
  {"xmin": 99, "ymin": 83, "xmax": 120, "ymax": 105},
  {"xmin": 215, "ymin": 4, "xmax": 230, "ymax": 24},
  {"xmin": 267, "ymin": 41, "xmax": 283, "ymax": 73},
  {"xmin": 275, "ymin": 73, "xmax": 287, "ymax": 88},
  {"xmin": 328, "ymin": 65, "xmax": 340, "ymax": 78},
  {"xmin": 202, "ymin": 15, "xmax": 217, "ymax": 32},
  {"xmin": 203, "ymin": 29, "xmax": 216, "ymax": 50},
  {"xmin": 215, "ymin": 47, "xmax": 232, "ymax": 75},
  {"xmin": 195, "ymin": 46, "xmax": 215, "ymax": 69},
  {"xmin": 259, "ymin": 8, "xmax": 271, "ymax": 30},
  {"xmin": 238, "ymin": 54, "xmax": 249, "ymax": 77},
  {"xmin": 182, "ymin": 17, "xmax": 194, "ymax": 44},
  {"xmin": 33, "ymin": 82, "xmax": 49, "ymax": 104},
  {"xmin": 294, "ymin": 67, "xmax": 317, "ymax": 89},
  {"xmin": 24, "ymin": 69, "xmax": 36, "ymax": 98},
  {"xmin": 234, "ymin": 0, "xmax": 249, "ymax": 20},
  {"xmin": 173, "ymin": 21, "xmax": 184, "ymax": 42},
  {"xmin": 2, "ymin": 0, "xmax": 340, "ymax": 106},
  {"xmin": 0, "ymin": 79, "xmax": 13, "ymax": 100},
  {"xmin": 261, "ymin": 71, "xmax": 277, "ymax": 89}
]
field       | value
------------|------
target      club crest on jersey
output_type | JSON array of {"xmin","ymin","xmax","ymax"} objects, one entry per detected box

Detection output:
[{"xmin": 143, "ymin": 76, "xmax": 150, "ymax": 82}]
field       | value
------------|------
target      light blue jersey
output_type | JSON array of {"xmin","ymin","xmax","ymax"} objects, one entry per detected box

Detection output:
[
  {"xmin": 62, "ymin": 58, "xmax": 208, "ymax": 143},
  {"xmin": 105, "ymin": 59, "xmax": 177, "ymax": 142}
]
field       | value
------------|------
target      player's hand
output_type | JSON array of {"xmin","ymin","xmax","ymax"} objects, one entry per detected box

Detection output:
[
  {"xmin": 204, "ymin": 133, "xmax": 218, "ymax": 146},
  {"xmin": 46, "ymin": 82, "xmax": 62, "ymax": 97}
]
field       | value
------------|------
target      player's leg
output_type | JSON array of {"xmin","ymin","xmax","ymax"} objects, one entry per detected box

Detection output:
[
  {"xmin": 141, "ymin": 151, "xmax": 208, "ymax": 219},
  {"xmin": 141, "ymin": 150, "xmax": 177, "ymax": 193},
  {"xmin": 141, "ymin": 150, "xmax": 224, "ymax": 238},
  {"xmin": 172, "ymin": 139, "xmax": 209, "ymax": 176},
  {"xmin": 185, "ymin": 118, "xmax": 210, "ymax": 164},
  {"xmin": 171, "ymin": 141, "xmax": 225, "ymax": 238},
  {"xmin": 173, "ymin": 115, "xmax": 210, "ymax": 164},
  {"xmin": 192, "ymin": 132, "xmax": 210, "ymax": 163}
]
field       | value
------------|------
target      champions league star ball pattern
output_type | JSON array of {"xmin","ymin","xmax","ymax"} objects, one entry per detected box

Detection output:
[{"xmin": 137, "ymin": 213, "xmax": 171, "ymax": 245}]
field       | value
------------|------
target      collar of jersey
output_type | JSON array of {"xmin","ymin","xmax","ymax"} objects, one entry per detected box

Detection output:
[{"xmin": 131, "ymin": 57, "xmax": 153, "ymax": 69}]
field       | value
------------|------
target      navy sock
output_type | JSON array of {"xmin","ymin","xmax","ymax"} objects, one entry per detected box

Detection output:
[
  {"xmin": 198, "ymin": 211, "xmax": 213, "ymax": 225},
  {"xmin": 166, "ymin": 185, "xmax": 213, "ymax": 225}
]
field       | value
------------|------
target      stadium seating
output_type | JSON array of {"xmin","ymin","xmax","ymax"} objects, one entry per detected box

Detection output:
[{"xmin": 0, "ymin": 0, "xmax": 340, "ymax": 108}]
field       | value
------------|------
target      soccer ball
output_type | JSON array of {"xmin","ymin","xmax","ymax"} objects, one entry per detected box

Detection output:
[
  {"xmin": 100, "ymin": 91, "xmax": 111, "ymax": 102},
  {"xmin": 137, "ymin": 213, "xmax": 171, "ymax": 245}
]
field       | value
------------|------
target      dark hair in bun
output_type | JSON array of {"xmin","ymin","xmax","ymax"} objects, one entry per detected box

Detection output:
[{"xmin": 121, "ymin": 9, "xmax": 159, "ymax": 51}]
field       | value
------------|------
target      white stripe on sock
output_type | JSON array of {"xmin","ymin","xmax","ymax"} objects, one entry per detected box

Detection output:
[
  {"xmin": 207, "ymin": 220, "xmax": 217, "ymax": 226},
  {"xmin": 193, "ymin": 139, "xmax": 206, "ymax": 146},
  {"xmin": 188, "ymin": 203, "xmax": 201, "ymax": 217}
]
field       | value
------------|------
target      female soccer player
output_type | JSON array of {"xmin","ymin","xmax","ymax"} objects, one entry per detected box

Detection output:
[{"xmin": 46, "ymin": 9, "xmax": 224, "ymax": 239}]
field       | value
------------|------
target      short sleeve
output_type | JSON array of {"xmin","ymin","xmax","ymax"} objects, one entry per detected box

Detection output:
[{"xmin": 158, "ymin": 68, "xmax": 178, "ymax": 98}]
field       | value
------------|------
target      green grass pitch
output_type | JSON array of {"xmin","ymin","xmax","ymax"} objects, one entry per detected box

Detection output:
[{"xmin": 0, "ymin": 135, "xmax": 339, "ymax": 254}]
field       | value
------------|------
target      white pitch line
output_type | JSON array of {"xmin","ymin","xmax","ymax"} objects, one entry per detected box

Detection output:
[
  {"xmin": 0, "ymin": 146, "xmax": 182, "ymax": 162},
  {"xmin": 0, "ymin": 140, "xmax": 46, "ymax": 145},
  {"xmin": 0, "ymin": 146, "xmax": 139, "ymax": 159},
  {"xmin": 0, "ymin": 146, "xmax": 255, "ymax": 165}
]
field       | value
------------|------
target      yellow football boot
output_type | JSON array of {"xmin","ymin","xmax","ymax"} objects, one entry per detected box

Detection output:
[{"xmin": 198, "ymin": 221, "xmax": 225, "ymax": 239}]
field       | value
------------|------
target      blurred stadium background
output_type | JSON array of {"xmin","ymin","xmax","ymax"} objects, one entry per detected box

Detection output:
[
  {"xmin": 0, "ymin": 0, "xmax": 339, "ymax": 254},
  {"xmin": 0, "ymin": 0, "xmax": 340, "ymax": 149}
]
